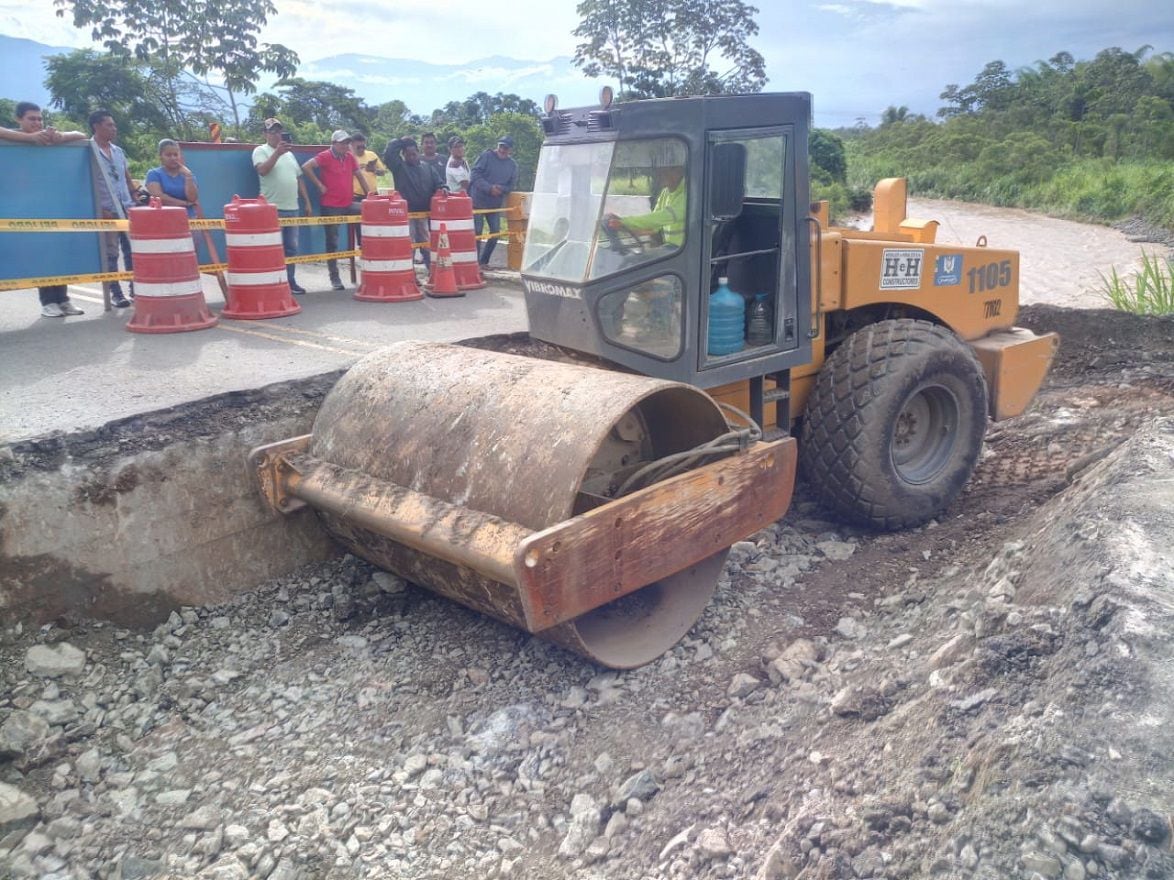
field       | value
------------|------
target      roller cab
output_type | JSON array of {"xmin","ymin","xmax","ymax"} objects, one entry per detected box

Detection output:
[{"xmin": 251, "ymin": 342, "xmax": 796, "ymax": 668}]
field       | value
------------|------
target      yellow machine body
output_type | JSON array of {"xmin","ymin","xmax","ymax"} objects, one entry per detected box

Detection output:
[{"xmin": 715, "ymin": 178, "xmax": 1058, "ymax": 427}]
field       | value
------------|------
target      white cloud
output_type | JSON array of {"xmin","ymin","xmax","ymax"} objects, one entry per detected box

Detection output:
[{"xmin": 3, "ymin": 0, "xmax": 1172, "ymax": 126}]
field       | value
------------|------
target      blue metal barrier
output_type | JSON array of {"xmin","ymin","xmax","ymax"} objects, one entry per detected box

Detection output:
[{"xmin": 0, "ymin": 141, "xmax": 105, "ymax": 282}]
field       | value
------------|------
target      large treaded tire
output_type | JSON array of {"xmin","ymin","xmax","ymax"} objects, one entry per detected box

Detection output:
[{"xmin": 800, "ymin": 319, "xmax": 988, "ymax": 530}]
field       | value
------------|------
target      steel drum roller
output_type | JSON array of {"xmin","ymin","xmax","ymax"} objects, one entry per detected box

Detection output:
[{"xmin": 250, "ymin": 341, "xmax": 796, "ymax": 667}]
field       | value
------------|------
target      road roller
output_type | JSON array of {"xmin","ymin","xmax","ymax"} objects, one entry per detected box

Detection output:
[{"xmin": 251, "ymin": 92, "xmax": 1056, "ymax": 667}]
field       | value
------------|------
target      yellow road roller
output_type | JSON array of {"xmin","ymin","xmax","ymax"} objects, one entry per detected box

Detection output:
[{"xmin": 251, "ymin": 92, "xmax": 1056, "ymax": 667}]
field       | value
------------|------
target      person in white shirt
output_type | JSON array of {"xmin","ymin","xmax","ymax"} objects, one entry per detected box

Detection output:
[
  {"xmin": 252, "ymin": 118, "xmax": 312, "ymax": 294},
  {"xmin": 445, "ymin": 136, "xmax": 470, "ymax": 194}
]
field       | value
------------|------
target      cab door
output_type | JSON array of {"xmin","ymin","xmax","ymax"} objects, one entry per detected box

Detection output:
[{"xmin": 698, "ymin": 126, "xmax": 807, "ymax": 380}]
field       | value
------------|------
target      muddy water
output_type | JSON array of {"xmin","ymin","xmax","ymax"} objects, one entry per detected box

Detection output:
[{"xmin": 909, "ymin": 198, "xmax": 1173, "ymax": 310}]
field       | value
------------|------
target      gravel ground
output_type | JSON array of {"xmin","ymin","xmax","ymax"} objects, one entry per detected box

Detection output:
[{"xmin": 1, "ymin": 304, "xmax": 1173, "ymax": 880}]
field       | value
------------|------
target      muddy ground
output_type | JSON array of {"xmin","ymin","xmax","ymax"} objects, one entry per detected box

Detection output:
[{"xmin": 1, "ymin": 302, "xmax": 1172, "ymax": 880}]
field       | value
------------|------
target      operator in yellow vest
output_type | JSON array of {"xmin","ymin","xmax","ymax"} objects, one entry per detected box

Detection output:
[{"xmin": 605, "ymin": 164, "xmax": 686, "ymax": 249}]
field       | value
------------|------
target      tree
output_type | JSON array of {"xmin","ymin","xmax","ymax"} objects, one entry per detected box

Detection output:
[
  {"xmin": 268, "ymin": 79, "xmax": 372, "ymax": 132},
  {"xmin": 429, "ymin": 92, "xmax": 540, "ymax": 128},
  {"xmin": 809, "ymin": 129, "xmax": 846, "ymax": 185},
  {"xmin": 373, "ymin": 100, "xmax": 425, "ymax": 138},
  {"xmin": 573, "ymin": 0, "xmax": 766, "ymax": 99},
  {"xmin": 45, "ymin": 50, "xmax": 169, "ymax": 131},
  {"xmin": 45, "ymin": 48, "xmax": 230, "ymax": 141},
  {"xmin": 54, "ymin": 0, "xmax": 298, "ymax": 132},
  {"xmin": 938, "ymin": 61, "xmax": 1014, "ymax": 118}
]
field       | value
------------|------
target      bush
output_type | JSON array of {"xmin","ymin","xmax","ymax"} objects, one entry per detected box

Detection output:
[{"xmin": 1100, "ymin": 252, "xmax": 1174, "ymax": 315}]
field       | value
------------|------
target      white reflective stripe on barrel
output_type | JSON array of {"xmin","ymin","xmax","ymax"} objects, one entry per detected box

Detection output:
[
  {"xmin": 361, "ymin": 225, "xmax": 410, "ymax": 238},
  {"xmin": 430, "ymin": 218, "xmax": 474, "ymax": 232},
  {"xmin": 130, "ymin": 237, "xmax": 195, "ymax": 255},
  {"xmin": 361, "ymin": 259, "xmax": 414, "ymax": 273},
  {"xmin": 450, "ymin": 251, "xmax": 478, "ymax": 263},
  {"xmin": 225, "ymin": 231, "xmax": 284, "ymax": 247},
  {"xmin": 227, "ymin": 270, "xmax": 287, "ymax": 286},
  {"xmin": 132, "ymin": 280, "xmax": 203, "ymax": 298}
]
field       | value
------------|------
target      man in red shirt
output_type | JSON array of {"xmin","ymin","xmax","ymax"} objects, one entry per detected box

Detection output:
[{"xmin": 302, "ymin": 130, "xmax": 369, "ymax": 290}]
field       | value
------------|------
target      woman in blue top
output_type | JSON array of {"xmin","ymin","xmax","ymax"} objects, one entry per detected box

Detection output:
[{"xmin": 145, "ymin": 138, "xmax": 199, "ymax": 217}]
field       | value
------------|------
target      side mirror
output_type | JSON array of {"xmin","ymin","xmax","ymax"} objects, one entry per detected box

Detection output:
[{"xmin": 709, "ymin": 142, "xmax": 746, "ymax": 221}]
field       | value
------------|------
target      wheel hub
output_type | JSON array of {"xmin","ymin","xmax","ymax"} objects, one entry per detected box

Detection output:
[{"xmin": 891, "ymin": 384, "xmax": 959, "ymax": 484}]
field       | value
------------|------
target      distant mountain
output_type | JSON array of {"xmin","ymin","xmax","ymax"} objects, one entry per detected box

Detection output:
[
  {"xmin": 0, "ymin": 35, "xmax": 74, "ymax": 107},
  {"xmin": 0, "ymin": 34, "xmax": 604, "ymax": 119},
  {"xmin": 299, "ymin": 53, "xmax": 603, "ymax": 115}
]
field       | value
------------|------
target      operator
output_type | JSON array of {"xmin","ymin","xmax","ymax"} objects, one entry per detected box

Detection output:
[{"xmin": 604, "ymin": 164, "xmax": 687, "ymax": 251}]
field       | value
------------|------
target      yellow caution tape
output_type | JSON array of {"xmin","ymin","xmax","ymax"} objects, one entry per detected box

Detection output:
[
  {"xmin": 0, "ymin": 218, "xmax": 129, "ymax": 232},
  {"xmin": 285, "ymin": 250, "xmax": 360, "ymax": 266},
  {"xmin": 0, "ymin": 270, "xmax": 133, "ymax": 292},
  {"xmin": 1, "ymin": 209, "xmax": 509, "ymax": 233}
]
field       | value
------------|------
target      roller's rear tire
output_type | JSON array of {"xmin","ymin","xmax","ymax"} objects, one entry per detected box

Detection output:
[{"xmin": 800, "ymin": 319, "xmax": 988, "ymax": 530}]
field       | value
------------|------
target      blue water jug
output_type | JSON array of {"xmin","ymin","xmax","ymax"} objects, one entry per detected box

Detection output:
[{"xmin": 708, "ymin": 277, "xmax": 745, "ymax": 356}]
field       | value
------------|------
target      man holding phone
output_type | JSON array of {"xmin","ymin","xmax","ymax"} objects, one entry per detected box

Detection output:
[
  {"xmin": 253, "ymin": 117, "xmax": 312, "ymax": 294},
  {"xmin": 351, "ymin": 132, "xmax": 386, "ymax": 199}
]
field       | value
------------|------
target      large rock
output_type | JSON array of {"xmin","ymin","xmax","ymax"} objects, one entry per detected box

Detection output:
[
  {"xmin": 0, "ymin": 710, "xmax": 52, "ymax": 759},
  {"xmin": 558, "ymin": 794, "xmax": 601, "ymax": 859},
  {"xmin": 614, "ymin": 769, "xmax": 660, "ymax": 805},
  {"xmin": 0, "ymin": 782, "xmax": 39, "ymax": 838},
  {"xmin": 24, "ymin": 643, "xmax": 86, "ymax": 677}
]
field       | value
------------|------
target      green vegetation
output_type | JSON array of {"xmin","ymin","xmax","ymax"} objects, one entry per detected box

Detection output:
[
  {"xmin": 7, "ymin": 43, "xmax": 543, "ymax": 186},
  {"xmin": 573, "ymin": 0, "xmax": 765, "ymax": 99},
  {"xmin": 845, "ymin": 47, "xmax": 1174, "ymax": 231},
  {"xmin": 1100, "ymin": 252, "xmax": 1174, "ymax": 315},
  {"xmin": 53, "ymin": 0, "xmax": 298, "ymax": 130}
]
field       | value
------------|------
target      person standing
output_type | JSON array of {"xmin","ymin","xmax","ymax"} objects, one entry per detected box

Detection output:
[
  {"xmin": 1, "ymin": 102, "xmax": 87, "ymax": 318},
  {"xmin": 253, "ymin": 118, "xmax": 312, "ymax": 294},
  {"xmin": 350, "ymin": 132, "xmax": 387, "ymax": 200},
  {"xmin": 470, "ymin": 135, "xmax": 518, "ymax": 267},
  {"xmin": 302, "ymin": 130, "xmax": 369, "ymax": 291},
  {"xmin": 349, "ymin": 131, "xmax": 387, "ymax": 246},
  {"xmin": 419, "ymin": 132, "xmax": 445, "ymax": 179},
  {"xmin": 145, "ymin": 139, "xmax": 198, "ymax": 217},
  {"xmin": 445, "ymin": 136, "xmax": 470, "ymax": 195},
  {"xmin": 89, "ymin": 109, "xmax": 136, "ymax": 309},
  {"xmin": 382, "ymin": 135, "xmax": 443, "ymax": 270}
]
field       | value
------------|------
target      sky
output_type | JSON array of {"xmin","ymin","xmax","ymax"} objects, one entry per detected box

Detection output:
[{"xmin": 2, "ymin": 0, "xmax": 1172, "ymax": 127}]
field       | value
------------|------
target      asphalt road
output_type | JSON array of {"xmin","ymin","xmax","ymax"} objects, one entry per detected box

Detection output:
[{"xmin": 0, "ymin": 263, "xmax": 529, "ymax": 442}]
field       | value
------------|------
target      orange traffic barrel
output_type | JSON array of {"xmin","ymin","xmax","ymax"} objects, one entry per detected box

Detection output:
[
  {"xmin": 424, "ymin": 223, "xmax": 462, "ymax": 298},
  {"xmin": 355, "ymin": 191, "xmax": 422, "ymax": 303},
  {"xmin": 429, "ymin": 189, "xmax": 485, "ymax": 290},
  {"xmin": 221, "ymin": 196, "xmax": 300, "ymax": 320},
  {"xmin": 126, "ymin": 198, "xmax": 217, "ymax": 334}
]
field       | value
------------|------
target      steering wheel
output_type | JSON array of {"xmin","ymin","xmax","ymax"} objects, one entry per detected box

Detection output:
[{"xmin": 601, "ymin": 217, "xmax": 645, "ymax": 255}]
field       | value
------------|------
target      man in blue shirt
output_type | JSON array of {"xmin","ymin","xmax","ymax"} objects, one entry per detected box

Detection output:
[{"xmin": 470, "ymin": 135, "xmax": 518, "ymax": 267}]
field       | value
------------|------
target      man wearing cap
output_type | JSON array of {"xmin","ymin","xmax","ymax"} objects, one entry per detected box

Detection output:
[
  {"xmin": 253, "ymin": 118, "xmax": 312, "ymax": 294},
  {"xmin": 470, "ymin": 135, "xmax": 519, "ymax": 267},
  {"xmin": 445, "ymin": 136, "xmax": 470, "ymax": 194},
  {"xmin": 302, "ymin": 130, "xmax": 369, "ymax": 290},
  {"xmin": 382, "ymin": 135, "xmax": 444, "ymax": 271}
]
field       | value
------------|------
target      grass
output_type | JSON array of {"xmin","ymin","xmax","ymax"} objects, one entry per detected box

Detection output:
[{"xmin": 1100, "ymin": 251, "xmax": 1174, "ymax": 315}]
